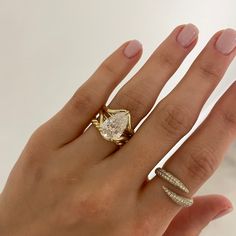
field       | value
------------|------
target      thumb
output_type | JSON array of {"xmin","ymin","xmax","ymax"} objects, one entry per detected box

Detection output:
[{"xmin": 163, "ymin": 194, "xmax": 233, "ymax": 236}]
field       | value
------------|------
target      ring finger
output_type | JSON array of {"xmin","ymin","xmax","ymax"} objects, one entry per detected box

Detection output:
[{"xmin": 139, "ymin": 80, "xmax": 236, "ymax": 230}]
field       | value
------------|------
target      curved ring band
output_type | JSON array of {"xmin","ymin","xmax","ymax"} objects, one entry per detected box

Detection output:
[
  {"xmin": 92, "ymin": 105, "xmax": 134, "ymax": 146},
  {"xmin": 155, "ymin": 168, "xmax": 193, "ymax": 207}
]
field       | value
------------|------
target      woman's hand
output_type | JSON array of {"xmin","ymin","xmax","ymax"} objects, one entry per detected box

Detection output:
[{"xmin": 0, "ymin": 24, "xmax": 235, "ymax": 236}]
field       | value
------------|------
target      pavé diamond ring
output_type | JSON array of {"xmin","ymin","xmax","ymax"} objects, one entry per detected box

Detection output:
[
  {"xmin": 91, "ymin": 105, "xmax": 134, "ymax": 146},
  {"xmin": 155, "ymin": 168, "xmax": 193, "ymax": 207}
]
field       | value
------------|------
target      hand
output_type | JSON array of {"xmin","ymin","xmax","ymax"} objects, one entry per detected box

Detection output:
[{"xmin": 0, "ymin": 24, "xmax": 235, "ymax": 236}]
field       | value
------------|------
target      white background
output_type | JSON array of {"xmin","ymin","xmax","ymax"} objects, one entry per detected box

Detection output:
[{"xmin": 0, "ymin": 0, "xmax": 236, "ymax": 235}]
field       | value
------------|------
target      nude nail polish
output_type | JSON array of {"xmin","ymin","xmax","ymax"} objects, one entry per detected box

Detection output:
[
  {"xmin": 177, "ymin": 23, "xmax": 199, "ymax": 48},
  {"xmin": 123, "ymin": 40, "xmax": 142, "ymax": 58},
  {"xmin": 215, "ymin": 28, "xmax": 236, "ymax": 55}
]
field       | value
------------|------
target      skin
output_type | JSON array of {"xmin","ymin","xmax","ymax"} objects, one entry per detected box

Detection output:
[{"xmin": 0, "ymin": 24, "xmax": 235, "ymax": 235}]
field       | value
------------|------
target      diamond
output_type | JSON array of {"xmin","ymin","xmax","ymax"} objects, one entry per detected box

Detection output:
[{"xmin": 100, "ymin": 112, "xmax": 129, "ymax": 141}]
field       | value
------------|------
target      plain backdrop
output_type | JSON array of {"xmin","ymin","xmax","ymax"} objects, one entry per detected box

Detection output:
[{"xmin": 0, "ymin": 0, "xmax": 236, "ymax": 235}]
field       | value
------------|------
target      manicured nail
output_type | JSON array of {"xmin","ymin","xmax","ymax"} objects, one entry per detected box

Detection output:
[
  {"xmin": 123, "ymin": 40, "xmax": 142, "ymax": 58},
  {"xmin": 213, "ymin": 207, "xmax": 233, "ymax": 220},
  {"xmin": 215, "ymin": 29, "xmax": 236, "ymax": 55},
  {"xmin": 176, "ymin": 23, "xmax": 199, "ymax": 48}
]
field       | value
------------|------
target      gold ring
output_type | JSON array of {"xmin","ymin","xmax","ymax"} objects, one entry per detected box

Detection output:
[
  {"xmin": 155, "ymin": 168, "xmax": 193, "ymax": 207},
  {"xmin": 92, "ymin": 105, "xmax": 134, "ymax": 146}
]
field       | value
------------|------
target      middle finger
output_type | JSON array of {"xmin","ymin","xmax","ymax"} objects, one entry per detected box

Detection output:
[{"xmin": 67, "ymin": 24, "xmax": 199, "ymax": 163}]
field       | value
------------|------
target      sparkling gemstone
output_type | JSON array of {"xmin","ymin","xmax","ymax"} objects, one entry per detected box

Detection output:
[{"xmin": 100, "ymin": 112, "xmax": 129, "ymax": 140}]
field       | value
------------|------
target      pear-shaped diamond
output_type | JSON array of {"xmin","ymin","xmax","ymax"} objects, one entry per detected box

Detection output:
[{"xmin": 100, "ymin": 112, "xmax": 129, "ymax": 140}]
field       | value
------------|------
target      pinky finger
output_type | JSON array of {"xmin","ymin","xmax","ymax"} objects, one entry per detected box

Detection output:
[{"xmin": 163, "ymin": 195, "xmax": 233, "ymax": 236}]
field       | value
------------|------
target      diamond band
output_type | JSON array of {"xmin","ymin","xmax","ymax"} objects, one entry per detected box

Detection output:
[
  {"xmin": 92, "ymin": 106, "xmax": 134, "ymax": 146},
  {"xmin": 155, "ymin": 168, "xmax": 189, "ymax": 193},
  {"xmin": 162, "ymin": 186, "xmax": 193, "ymax": 207},
  {"xmin": 155, "ymin": 168, "xmax": 193, "ymax": 207}
]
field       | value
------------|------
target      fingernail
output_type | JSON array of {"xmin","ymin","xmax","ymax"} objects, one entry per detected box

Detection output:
[
  {"xmin": 213, "ymin": 207, "xmax": 233, "ymax": 220},
  {"xmin": 176, "ymin": 23, "xmax": 199, "ymax": 48},
  {"xmin": 123, "ymin": 40, "xmax": 142, "ymax": 58},
  {"xmin": 215, "ymin": 28, "xmax": 236, "ymax": 55}
]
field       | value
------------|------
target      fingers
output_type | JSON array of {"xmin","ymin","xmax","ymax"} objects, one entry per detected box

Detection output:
[
  {"xmin": 163, "ymin": 195, "xmax": 233, "ymax": 236},
  {"xmin": 113, "ymin": 28, "xmax": 236, "ymax": 184},
  {"xmin": 165, "ymin": 82, "xmax": 236, "ymax": 193},
  {"xmin": 109, "ymin": 24, "xmax": 198, "ymax": 126},
  {"xmin": 140, "ymin": 81, "xmax": 236, "ymax": 217},
  {"xmin": 33, "ymin": 40, "xmax": 142, "ymax": 148},
  {"xmin": 67, "ymin": 24, "xmax": 199, "ymax": 163}
]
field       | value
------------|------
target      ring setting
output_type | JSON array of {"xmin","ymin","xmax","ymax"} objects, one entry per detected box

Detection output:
[{"xmin": 92, "ymin": 105, "xmax": 134, "ymax": 146}]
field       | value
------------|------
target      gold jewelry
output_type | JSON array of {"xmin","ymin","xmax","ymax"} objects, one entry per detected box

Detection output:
[
  {"xmin": 155, "ymin": 168, "xmax": 193, "ymax": 207},
  {"xmin": 155, "ymin": 168, "xmax": 189, "ymax": 193},
  {"xmin": 92, "ymin": 105, "xmax": 134, "ymax": 146},
  {"xmin": 162, "ymin": 186, "xmax": 193, "ymax": 207}
]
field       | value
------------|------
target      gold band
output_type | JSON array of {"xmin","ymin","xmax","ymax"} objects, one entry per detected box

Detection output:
[
  {"xmin": 162, "ymin": 186, "xmax": 194, "ymax": 207},
  {"xmin": 155, "ymin": 168, "xmax": 189, "ymax": 193},
  {"xmin": 92, "ymin": 105, "xmax": 134, "ymax": 146},
  {"xmin": 155, "ymin": 168, "xmax": 193, "ymax": 207}
]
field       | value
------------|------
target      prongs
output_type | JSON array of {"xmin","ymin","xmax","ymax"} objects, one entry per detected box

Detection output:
[
  {"xmin": 127, "ymin": 113, "xmax": 132, "ymax": 130},
  {"xmin": 115, "ymin": 136, "xmax": 126, "ymax": 141},
  {"xmin": 99, "ymin": 112, "xmax": 104, "ymax": 123},
  {"xmin": 91, "ymin": 105, "xmax": 134, "ymax": 147},
  {"xmin": 92, "ymin": 119, "xmax": 101, "ymax": 129},
  {"xmin": 107, "ymin": 107, "xmax": 129, "ymax": 114},
  {"xmin": 91, "ymin": 119, "xmax": 99, "ymax": 125}
]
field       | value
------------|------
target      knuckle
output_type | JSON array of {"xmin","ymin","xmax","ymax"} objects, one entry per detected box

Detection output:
[
  {"xmin": 71, "ymin": 183, "xmax": 116, "ymax": 222},
  {"xmin": 21, "ymin": 149, "xmax": 46, "ymax": 184},
  {"xmin": 187, "ymin": 145, "xmax": 218, "ymax": 182},
  {"xmin": 100, "ymin": 61, "xmax": 120, "ymax": 78},
  {"xmin": 158, "ymin": 51, "xmax": 177, "ymax": 68},
  {"xmin": 71, "ymin": 88, "xmax": 94, "ymax": 112},
  {"xmin": 24, "ymin": 159, "xmax": 44, "ymax": 183},
  {"xmin": 21, "ymin": 130, "xmax": 62, "ymax": 184},
  {"xmin": 197, "ymin": 61, "xmax": 222, "ymax": 82},
  {"xmin": 28, "ymin": 124, "xmax": 52, "ymax": 148},
  {"xmin": 77, "ymin": 194, "xmax": 109, "ymax": 218},
  {"xmin": 157, "ymin": 103, "xmax": 194, "ymax": 136},
  {"xmin": 220, "ymin": 108, "xmax": 236, "ymax": 130},
  {"xmin": 21, "ymin": 130, "xmax": 49, "ymax": 169},
  {"xmin": 117, "ymin": 89, "xmax": 147, "ymax": 118},
  {"xmin": 133, "ymin": 214, "xmax": 153, "ymax": 236}
]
